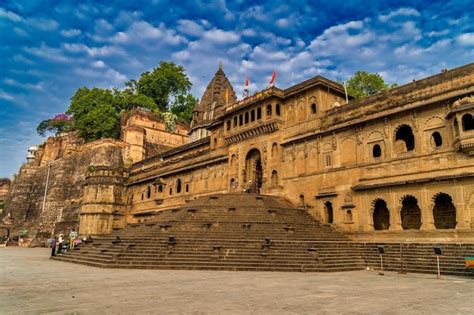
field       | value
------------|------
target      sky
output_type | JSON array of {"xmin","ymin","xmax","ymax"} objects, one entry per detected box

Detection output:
[{"xmin": 0, "ymin": 0, "xmax": 473, "ymax": 178}]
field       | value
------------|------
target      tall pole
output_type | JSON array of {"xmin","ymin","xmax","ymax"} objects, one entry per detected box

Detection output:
[
  {"xmin": 41, "ymin": 162, "xmax": 52, "ymax": 214},
  {"xmin": 436, "ymin": 255, "xmax": 441, "ymax": 279}
]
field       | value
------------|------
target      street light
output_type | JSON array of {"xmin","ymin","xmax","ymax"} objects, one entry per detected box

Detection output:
[
  {"xmin": 377, "ymin": 245, "xmax": 385, "ymax": 275},
  {"xmin": 433, "ymin": 245, "xmax": 442, "ymax": 279}
]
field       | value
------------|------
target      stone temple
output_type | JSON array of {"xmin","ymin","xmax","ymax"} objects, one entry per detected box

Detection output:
[{"xmin": 3, "ymin": 62, "xmax": 474, "ymax": 275}]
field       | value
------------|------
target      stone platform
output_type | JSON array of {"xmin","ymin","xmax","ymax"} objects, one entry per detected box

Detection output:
[
  {"xmin": 54, "ymin": 193, "xmax": 365, "ymax": 272},
  {"xmin": 1, "ymin": 248, "xmax": 473, "ymax": 314}
]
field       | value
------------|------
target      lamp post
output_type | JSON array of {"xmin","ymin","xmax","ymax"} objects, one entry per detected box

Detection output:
[
  {"xmin": 433, "ymin": 245, "xmax": 442, "ymax": 279},
  {"xmin": 377, "ymin": 245, "xmax": 385, "ymax": 275}
]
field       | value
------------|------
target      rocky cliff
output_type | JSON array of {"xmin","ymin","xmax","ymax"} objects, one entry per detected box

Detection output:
[{"xmin": 3, "ymin": 135, "xmax": 125, "ymax": 245}]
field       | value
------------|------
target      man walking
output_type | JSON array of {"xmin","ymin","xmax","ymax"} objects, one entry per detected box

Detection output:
[{"xmin": 50, "ymin": 237, "xmax": 57, "ymax": 257}]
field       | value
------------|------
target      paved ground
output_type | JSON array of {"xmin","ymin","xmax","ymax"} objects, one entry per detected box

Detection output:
[{"xmin": 0, "ymin": 248, "xmax": 473, "ymax": 314}]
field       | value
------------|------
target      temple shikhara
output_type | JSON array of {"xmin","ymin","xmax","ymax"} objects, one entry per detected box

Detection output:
[{"xmin": 3, "ymin": 62, "xmax": 474, "ymax": 274}]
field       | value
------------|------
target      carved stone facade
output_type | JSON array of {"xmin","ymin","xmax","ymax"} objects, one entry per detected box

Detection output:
[{"xmin": 4, "ymin": 63, "xmax": 474, "ymax": 240}]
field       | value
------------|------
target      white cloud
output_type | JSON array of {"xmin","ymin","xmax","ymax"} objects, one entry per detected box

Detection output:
[
  {"xmin": 3, "ymin": 78, "xmax": 44, "ymax": 91},
  {"xmin": 177, "ymin": 19, "xmax": 205, "ymax": 37},
  {"xmin": 92, "ymin": 60, "xmax": 106, "ymax": 68},
  {"xmin": 24, "ymin": 43, "xmax": 71, "ymax": 63},
  {"xmin": 27, "ymin": 18, "xmax": 59, "ymax": 31},
  {"xmin": 62, "ymin": 43, "xmax": 123, "ymax": 57},
  {"xmin": 60, "ymin": 29, "xmax": 82, "ymax": 37},
  {"xmin": 202, "ymin": 28, "xmax": 240, "ymax": 44},
  {"xmin": 379, "ymin": 7, "xmax": 420, "ymax": 22},
  {"xmin": 457, "ymin": 33, "xmax": 474, "ymax": 46},
  {"xmin": 0, "ymin": 89, "xmax": 15, "ymax": 101},
  {"xmin": 109, "ymin": 21, "xmax": 186, "ymax": 46},
  {"xmin": 0, "ymin": 8, "xmax": 23, "ymax": 22}
]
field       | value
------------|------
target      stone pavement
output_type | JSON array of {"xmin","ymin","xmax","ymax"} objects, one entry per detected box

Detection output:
[{"xmin": 0, "ymin": 248, "xmax": 473, "ymax": 314}]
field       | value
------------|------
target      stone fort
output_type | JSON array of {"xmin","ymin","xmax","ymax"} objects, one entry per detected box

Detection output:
[{"xmin": 4, "ymin": 62, "xmax": 474, "ymax": 246}]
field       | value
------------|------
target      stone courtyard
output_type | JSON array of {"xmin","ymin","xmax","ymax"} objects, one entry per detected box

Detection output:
[{"xmin": 1, "ymin": 248, "xmax": 472, "ymax": 314}]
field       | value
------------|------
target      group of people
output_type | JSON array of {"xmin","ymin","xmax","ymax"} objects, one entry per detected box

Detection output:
[{"xmin": 50, "ymin": 228, "xmax": 79, "ymax": 257}]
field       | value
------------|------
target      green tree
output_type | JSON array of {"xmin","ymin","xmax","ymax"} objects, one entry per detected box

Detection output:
[
  {"xmin": 346, "ymin": 71, "xmax": 397, "ymax": 99},
  {"xmin": 170, "ymin": 93, "xmax": 198, "ymax": 122},
  {"xmin": 112, "ymin": 88, "xmax": 157, "ymax": 113},
  {"xmin": 36, "ymin": 115, "xmax": 73, "ymax": 137},
  {"xmin": 132, "ymin": 61, "xmax": 192, "ymax": 112},
  {"xmin": 66, "ymin": 87, "xmax": 120, "ymax": 142}
]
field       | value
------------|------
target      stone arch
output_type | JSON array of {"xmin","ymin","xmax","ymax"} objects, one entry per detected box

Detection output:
[
  {"xmin": 271, "ymin": 143, "xmax": 278, "ymax": 158},
  {"xmin": 400, "ymin": 195, "xmax": 421, "ymax": 230},
  {"xmin": 432, "ymin": 193, "xmax": 456, "ymax": 229},
  {"xmin": 297, "ymin": 100, "xmax": 305, "ymax": 121},
  {"xmin": 372, "ymin": 198, "xmax": 389, "ymax": 230},
  {"xmin": 286, "ymin": 105, "xmax": 294, "ymax": 123},
  {"xmin": 146, "ymin": 186, "xmax": 151, "ymax": 199},
  {"xmin": 345, "ymin": 210, "xmax": 353, "ymax": 222},
  {"xmin": 424, "ymin": 116, "xmax": 444, "ymax": 130},
  {"xmin": 251, "ymin": 109, "xmax": 255, "ymax": 121},
  {"xmin": 394, "ymin": 124, "xmax": 415, "ymax": 153},
  {"xmin": 245, "ymin": 148, "xmax": 263, "ymax": 194},
  {"xmin": 367, "ymin": 130, "xmax": 384, "ymax": 143},
  {"xmin": 462, "ymin": 113, "xmax": 474, "ymax": 131},
  {"xmin": 257, "ymin": 107, "xmax": 262, "ymax": 120},
  {"xmin": 310, "ymin": 103, "xmax": 317, "ymax": 114},
  {"xmin": 324, "ymin": 201, "xmax": 334, "ymax": 223},
  {"xmin": 275, "ymin": 104, "xmax": 281, "ymax": 116},
  {"xmin": 176, "ymin": 179, "xmax": 182, "ymax": 194},
  {"xmin": 430, "ymin": 131, "xmax": 443, "ymax": 148},
  {"xmin": 230, "ymin": 154, "xmax": 236, "ymax": 167},
  {"xmin": 271, "ymin": 170, "xmax": 278, "ymax": 186},
  {"xmin": 299, "ymin": 194, "xmax": 305, "ymax": 207}
]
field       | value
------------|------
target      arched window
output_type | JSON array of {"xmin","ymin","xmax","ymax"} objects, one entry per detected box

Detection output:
[
  {"xmin": 311, "ymin": 103, "xmax": 317, "ymax": 114},
  {"xmin": 395, "ymin": 124, "xmax": 415, "ymax": 152},
  {"xmin": 233, "ymin": 116, "xmax": 237, "ymax": 127},
  {"xmin": 146, "ymin": 186, "xmax": 151, "ymax": 199},
  {"xmin": 276, "ymin": 104, "xmax": 281, "ymax": 116},
  {"xmin": 345, "ymin": 210, "xmax": 353, "ymax": 222},
  {"xmin": 214, "ymin": 138, "xmax": 217, "ymax": 147},
  {"xmin": 226, "ymin": 120, "xmax": 231, "ymax": 131},
  {"xmin": 230, "ymin": 154, "xmax": 236, "ymax": 167},
  {"xmin": 250, "ymin": 109, "xmax": 255, "ymax": 122},
  {"xmin": 158, "ymin": 185, "xmax": 163, "ymax": 193},
  {"xmin": 266, "ymin": 104, "xmax": 272, "ymax": 116},
  {"xmin": 372, "ymin": 199, "xmax": 390, "ymax": 230},
  {"xmin": 185, "ymin": 184, "xmax": 189, "ymax": 193},
  {"xmin": 431, "ymin": 132, "xmax": 442, "ymax": 148},
  {"xmin": 257, "ymin": 107, "xmax": 262, "ymax": 120},
  {"xmin": 432, "ymin": 193, "xmax": 456, "ymax": 229},
  {"xmin": 462, "ymin": 114, "xmax": 474, "ymax": 131},
  {"xmin": 239, "ymin": 114, "xmax": 243, "ymax": 126},
  {"xmin": 400, "ymin": 195, "xmax": 421, "ymax": 230},
  {"xmin": 372, "ymin": 144, "xmax": 382, "ymax": 158},
  {"xmin": 169, "ymin": 188, "xmax": 173, "ymax": 195},
  {"xmin": 230, "ymin": 178, "xmax": 236, "ymax": 191},
  {"xmin": 271, "ymin": 170, "xmax": 278, "ymax": 186},
  {"xmin": 176, "ymin": 179, "xmax": 182, "ymax": 193},
  {"xmin": 245, "ymin": 112, "xmax": 249, "ymax": 124}
]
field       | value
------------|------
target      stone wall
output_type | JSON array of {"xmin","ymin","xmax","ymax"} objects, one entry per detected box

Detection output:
[{"xmin": 3, "ymin": 139, "xmax": 125, "ymax": 243}]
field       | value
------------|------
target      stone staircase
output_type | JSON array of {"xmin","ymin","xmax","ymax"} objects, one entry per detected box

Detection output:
[
  {"xmin": 359, "ymin": 242, "xmax": 474, "ymax": 277},
  {"xmin": 53, "ymin": 193, "xmax": 365, "ymax": 272}
]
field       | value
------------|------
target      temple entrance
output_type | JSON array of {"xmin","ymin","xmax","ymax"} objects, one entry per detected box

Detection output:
[
  {"xmin": 372, "ymin": 199, "xmax": 390, "ymax": 230},
  {"xmin": 324, "ymin": 201, "xmax": 334, "ymax": 223},
  {"xmin": 433, "ymin": 193, "xmax": 456, "ymax": 229},
  {"xmin": 400, "ymin": 195, "xmax": 421, "ymax": 230},
  {"xmin": 245, "ymin": 149, "xmax": 263, "ymax": 194}
]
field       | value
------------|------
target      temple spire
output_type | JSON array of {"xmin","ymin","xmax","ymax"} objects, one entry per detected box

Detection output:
[{"xmin": 218, "ymin": 61, "xmax": 223, "ymax": 71}]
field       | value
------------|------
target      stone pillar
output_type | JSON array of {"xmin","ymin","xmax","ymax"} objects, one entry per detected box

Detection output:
[
  {"xmin": 420, "ymin": 188, "xmax": 435, "ymax": 230},
  {"xmin": 389, "ymin": 193, "xmax": 402, "ymax": 230},
  {"xmin": 454, "ymin": 183, "xmax": 469, "ymax": 229}
]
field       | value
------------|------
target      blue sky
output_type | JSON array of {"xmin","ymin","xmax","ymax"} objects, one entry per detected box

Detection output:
[{"xmin": 1, "ymin": 0, "xmax": 473, "ymax": 178}]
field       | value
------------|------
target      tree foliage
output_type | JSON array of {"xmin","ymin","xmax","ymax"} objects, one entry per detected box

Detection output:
[
  {"xmin": 346, "ymin": 71, "xmax": 397, "ymax": 99},
  {"xmin": 170, "ymin": 93, "xmax": 198, "ymax": 122},
  {"xmin": 42, "ymin": 62, "xmax": 197, "ymax": 142},
  {"xmin": 66, "ymin": 88, "xmax": 120, "ymax": 141},
  {"xmin": 36, "ymin": 114, "xmax": 73, "ymax": 137}
]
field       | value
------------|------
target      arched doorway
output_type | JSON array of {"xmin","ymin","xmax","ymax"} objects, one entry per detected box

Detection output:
[
  {"xmin": 400, "ymin": 195, "xmax": 421, "ymax": 230},
  {"xmin": 432, "ymin": 193, "xmax": 456, "ymax": 229},
  {"xmin": 245, "ymin": 149, "xmax": 263, "ymax": 193},
  {"xmin": 372, "ymin": 199, "xmax": 390, "ymax": 230},
  {"xmin": 324, "ymin": 201, "xmax": 333, "ymax": 223}
]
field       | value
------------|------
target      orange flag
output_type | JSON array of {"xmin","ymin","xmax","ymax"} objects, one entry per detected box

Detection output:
[{"xmin": 268, "ymin": 69, "xmax": 276, "ymax": 87}]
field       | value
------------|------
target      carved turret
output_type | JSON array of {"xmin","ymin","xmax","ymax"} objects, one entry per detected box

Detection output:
[{"xmin": 189, "ymin": 64, "xmax": 236, "ymax": 142}]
